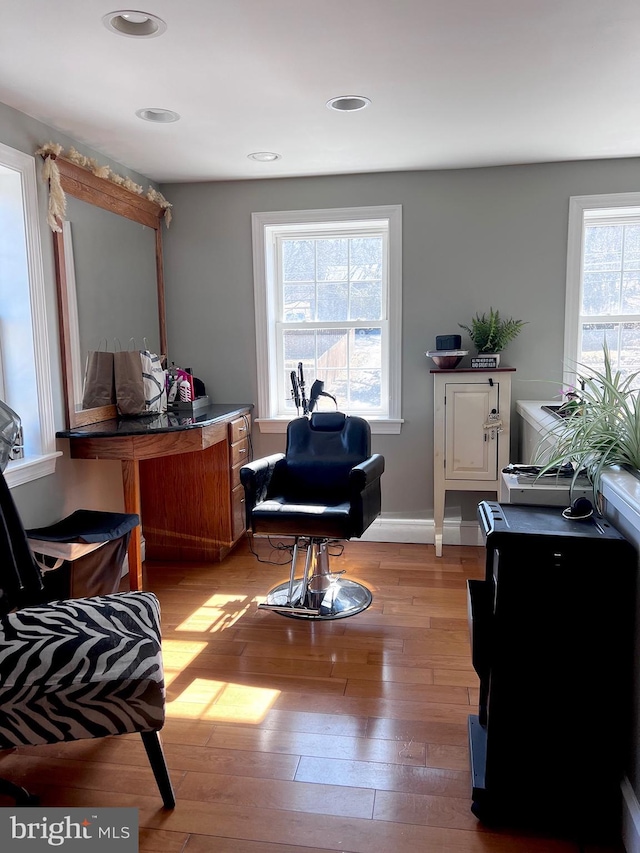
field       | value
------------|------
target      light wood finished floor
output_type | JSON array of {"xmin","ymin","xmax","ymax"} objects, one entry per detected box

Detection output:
[{"xmin": 0, "ymin": 539, "xmax": 622, "ymax": 852}]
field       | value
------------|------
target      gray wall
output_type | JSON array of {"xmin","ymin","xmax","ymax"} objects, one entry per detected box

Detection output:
[
  {"xmin": 0, "ymin": 100, "xmax": 157, "ymax": 525},
  {"xmin": 160, "ymin": 159, "xmax": 640, "ymax": 520}
]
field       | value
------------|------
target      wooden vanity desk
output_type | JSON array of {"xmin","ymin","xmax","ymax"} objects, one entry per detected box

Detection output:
[{"xmin": 58, "ymin": 404, "xmax": 253, "ymax": 590}]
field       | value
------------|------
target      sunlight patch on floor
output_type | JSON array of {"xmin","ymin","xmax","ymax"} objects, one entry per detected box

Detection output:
[
  {"xmin": 165, "ymin": 677, "xmax": 280, "ymax": 723},
  {"xmin": 161, "ymin": 639, "xmax": 209, "ymax": 687},
  {"xmin": 174, "ymin": 593, "xmax": 251, "ymax": 632}
]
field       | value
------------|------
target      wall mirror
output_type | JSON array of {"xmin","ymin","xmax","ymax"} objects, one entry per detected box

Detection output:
[{"xmin": 52, "ymin": 158, "xmax": 167, "ymax": 428}]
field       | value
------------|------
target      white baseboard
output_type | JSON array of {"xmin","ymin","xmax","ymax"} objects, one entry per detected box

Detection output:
[
  {"xmin": 358, "ymin": 516, "xmax": 483, "ymax": 547},
  {"xmin": 622, "ymin": 776, "xmax": 640, "ymax": 853}
]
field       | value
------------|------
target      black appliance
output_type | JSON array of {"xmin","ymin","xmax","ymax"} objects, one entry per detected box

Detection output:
[{"xmin": 469, "ymin": 500, "xmax": 636, "ymax": 836}]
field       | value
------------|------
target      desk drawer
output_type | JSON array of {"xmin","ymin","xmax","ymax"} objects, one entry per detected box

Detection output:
[
  {"xmin": 231, "ymin": 461, "xmax": 245, "ymax": 490},
  {"xmin": 231, "ymin": 438, "xmax": 249, "ymax": 468},
  {"xmin": 230, "ymin": 414, "xmax": 251, "ymax": 444},
  {"xmin": 231, "ymin": 483, "xmax": 246, "ymax": 540}
]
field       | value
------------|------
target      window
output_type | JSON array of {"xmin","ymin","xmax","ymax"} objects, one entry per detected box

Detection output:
[
  {"xmin": 251, "ymin": 205, "xmax": 402, "ymax": 434},
  {"xmin": 0, "ymin": 143, "xmax": 58, "ymax": 486},
  {"xmin": 565, "ymin": 193, "xmax": 640, "ymax": 382}
]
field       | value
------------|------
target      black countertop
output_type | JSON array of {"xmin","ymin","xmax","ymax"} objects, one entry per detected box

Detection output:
[{"xmin": 57, "ymin": 403, "xmax": 253, "ymax": 439}]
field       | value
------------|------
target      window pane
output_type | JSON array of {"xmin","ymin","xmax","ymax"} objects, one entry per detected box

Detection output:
[
  {"xmin": 580, "ymin": 322, "xmax": 618, "ymax": 372},
  {"xmin": 317, "ymin": 238, "xmax": 348, "ymax": 281},
  {"xmin": 317, "ymin": 330, "xmax": 347, "ymax": 369},
  {"xmin": 354, "ymin": 328, "xmax": 381, "ymax": 368},
  {"xmin": 350, "ymin": 237, "xmax": 382, "ymax": 280},
  {"xmin": 317, "ymin": 368, "xmax": 348, "ymax": 407},
  {"xmin": 620, "ymin": 323, "xmax": 640, "ymax": 373},
  {"xmin": 283, "ymin": 328, "xmax": 383, "ymax": 412},
  {"xmin": 317, "ymin": 282, "xmax": 348, "ymax": 320},
  {"xmin": 581, "ymin": 321, "xmax": 640, "ymax": 379},
  {"xmin": 283, "ymin": 283, "xmax": 315, "ymax": 321},
  {"xmin": 582, "ymin": 271, "xmax": 621, "ymax": 315},
  {"xmin": 282, "ymin": 239, "xmax": 314, "ymax": 282},
  {"xmin": 350, "ymin": 369, "xmax": 382, "ymax": 409},
  {"xmin": 623, "ymin": 225, "xmax": 640, "ymax": 270},
  {"xmin": 584, "ymin": 225, "xmax": 622, "ymax": 271},
  {"xmin": 622, "ymin": 271, "xmax": 640, "ymax": 314},
  {"xmin": 350, "ymin": 281, "xmax": 382, "ymax": 320},
  {"xmin": 284, "ymin": 330, "xmax": 315, "ymax": 364}
]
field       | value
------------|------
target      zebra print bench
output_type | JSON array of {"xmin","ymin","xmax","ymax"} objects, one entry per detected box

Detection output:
[{"xmin": 0, "ymin": 590, "xmax": 175, "ymax": 807}]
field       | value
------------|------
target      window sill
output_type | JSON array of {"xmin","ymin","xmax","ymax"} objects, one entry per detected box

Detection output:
[
  {"xmin": 256, "ymin": 418, "xmax": 403, "ymax": 435},
  {"xmin": 601, "ymin": 468, "xmax": 640, "ymax": 533},
  {"xmin": 5, "ymin": 452, "xmax": 62, "ymax": 488}
]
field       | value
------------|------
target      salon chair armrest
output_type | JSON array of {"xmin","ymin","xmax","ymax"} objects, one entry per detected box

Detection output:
[
  {"xmin": 240, "ymin": 454, "xmax": 286, "ymax": 525},
  {"xmin": 349, "ymin": 454, "xmax": 385, "ymax": 492},
  {"xmin": 348, "ymin": 453, "xmax": 385, "ymax": 537}
]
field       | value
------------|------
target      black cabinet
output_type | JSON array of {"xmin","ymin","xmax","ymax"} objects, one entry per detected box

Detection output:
[{"xmin": 469, "ymin": 501, "xmax": 636, "ymax": 836}]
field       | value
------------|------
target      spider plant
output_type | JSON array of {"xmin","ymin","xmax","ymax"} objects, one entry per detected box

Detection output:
[{"xmin": 534, "ymin": 344, "xmax": 640, "ymax": 499}]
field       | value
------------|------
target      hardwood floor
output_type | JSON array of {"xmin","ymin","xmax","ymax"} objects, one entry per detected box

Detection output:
[{"xmin": 0, "ymin": 539, "xmax": 623, "ymax": 852}]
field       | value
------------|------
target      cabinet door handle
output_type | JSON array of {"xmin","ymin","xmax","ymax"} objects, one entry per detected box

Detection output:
[{"xmin": 239, "ymin": 448, "xmax": 247, "ymax": 454}]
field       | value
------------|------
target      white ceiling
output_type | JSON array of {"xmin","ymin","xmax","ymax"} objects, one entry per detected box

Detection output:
[{"xmin": 2, "ymin": 1, "xmax": 640, "ymax": 183}]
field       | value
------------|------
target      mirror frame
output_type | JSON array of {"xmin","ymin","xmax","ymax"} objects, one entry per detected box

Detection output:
[{"xmin": 50, "ymin": 157, "xmax": 167, "ymax": 428}]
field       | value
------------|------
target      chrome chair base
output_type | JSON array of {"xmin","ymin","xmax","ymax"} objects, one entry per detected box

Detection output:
[
  {"xmin": 259, "ymin": 576, "xmax": 372, "ymax": 620},
  {"xmin": 258, "ymin": 537, "xmax": 372, "ymax": 620}
]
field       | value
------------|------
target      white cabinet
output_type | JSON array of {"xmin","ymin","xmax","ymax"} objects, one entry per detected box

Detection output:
[{"xmin": 432, "ymin": 368, "xmax": 514, "ymax": 556}]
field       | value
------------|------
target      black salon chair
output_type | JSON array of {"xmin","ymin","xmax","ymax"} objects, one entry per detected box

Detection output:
[{"xmin": 240, "ymin": 412, "xmax": 384, "ymax": 619}]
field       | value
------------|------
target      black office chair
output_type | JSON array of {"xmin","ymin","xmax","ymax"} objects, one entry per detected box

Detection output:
[{"xmin": 240, "ymin": 412, "xmax": 384, "ymax": 619}]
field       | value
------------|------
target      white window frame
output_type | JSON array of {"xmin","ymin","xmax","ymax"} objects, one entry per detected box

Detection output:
[
  {"xmin": 251, "ymin": 205, "xmax": 403, "ymax": 434},
  {"xmin": 565, "ymin": 192, "xmax": 640, "ymax": 388},
  {"xmin": 0, "ymin": 142, "xmax": 59, "ymax": 487}
]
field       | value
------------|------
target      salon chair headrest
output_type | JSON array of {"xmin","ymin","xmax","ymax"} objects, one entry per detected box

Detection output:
[{"xmin": 309, "ymin": 412, "xmax": 347, "ymax": 432}]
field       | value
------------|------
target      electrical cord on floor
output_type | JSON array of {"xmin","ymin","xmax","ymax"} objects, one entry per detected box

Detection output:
[
  {"xmin": 244, "ymin": 531, "xmax": 295, "ymax": 565},
  {"xmin": 245, "ymin": 533, "xmax": 345, "ymax": 565}
]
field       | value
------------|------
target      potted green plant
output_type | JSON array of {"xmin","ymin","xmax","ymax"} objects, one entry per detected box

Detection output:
[
  {"xmin": 459, "ymin": 308, "xmax": 526, "ymax": 365},
  {"xmin": 535, "ymin": 344, "xmax": 640, "ymax": 501}
]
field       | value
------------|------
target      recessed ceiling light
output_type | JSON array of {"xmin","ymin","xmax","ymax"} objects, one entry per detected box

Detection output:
[
  {"xmin": 326, "ymin": 95, "xmax": 371, "ymax": 112},
  {"xmin": 247, "ymin": 152, "xmax": 281, "ymax": 162},
  {"xmin": 102, "ymin": 10, "xmax": 167, "ymax": 38},
  {"xmin": 135, "ymin": 107, "xmax": 180, "ymax": 123}
]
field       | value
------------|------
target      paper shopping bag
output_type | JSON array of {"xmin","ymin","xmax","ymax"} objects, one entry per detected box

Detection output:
[
  {"xmin": 113, "ymin": 350, "xmax": 146, "ymax": 416},
  {"xmin": 82, "ymin": 349, "xmax": 115, "ymax": 409}
]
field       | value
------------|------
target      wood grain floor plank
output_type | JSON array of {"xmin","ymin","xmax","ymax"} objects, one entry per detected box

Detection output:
[
  {"xmin": 365, "ymin": 716, "xmax": 470, "ymax": 746},
  {"xmin": 426, "ymin": 743, "xmax": 470, "ymax": 771},
  {"xmin": 139, "ymin": 828, "xmax": 190, "ymax": 853},
  {"xmin": 204, "ymin": 727, "xmax": 427, "ymax": 766},
  {"xmin": 373, "ymin": 789, "xmax": 481, "ymax": 831},
  {"xmin": 343, "ymin": 679, "xmax": 470, "ymax": 705},
  {"xmin": 434, "ymin": 669, "xmax": 481, "ymax": 688},
  {"xmin": 237, "ymin": 641, "xmax": 371, "ymax": 664},
  {"xmin": 331, "ymin": 661, "xmax": 435, "ymax": 684},
  {"xmin": 184, "ymin": 836, "xmax": 342, "ymax": 853},
  {"xmin": 176, "ymin": 770, "xmax": 375, "ymax": 819},
  {"xmin": 294, "ymin": 755, "xmax": 469, "ymax": 798},
  {"xmin": 367, "ymin": 651, "xmax": 475, "ymax": 671},
  {"xmin": 272, "ymin": 690, "xmax": 472, "ymax": 724},
  {"xmin": 214, "ymin": 708, "xmax": 369, "ymax": 738}
]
